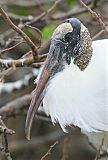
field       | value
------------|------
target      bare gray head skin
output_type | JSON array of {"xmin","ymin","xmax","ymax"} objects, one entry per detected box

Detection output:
[
  {"xmin": 44, "ymin": 18, "xmax": 92, "ymax": 76},
  {"xmin": 25, "ymin": 18, "xmax": 93, "ymax": 140}
]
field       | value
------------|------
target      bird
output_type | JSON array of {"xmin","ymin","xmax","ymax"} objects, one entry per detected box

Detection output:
[{"xmin": 25, "ymin": 18, "xmax": 108, "ymax": 153}]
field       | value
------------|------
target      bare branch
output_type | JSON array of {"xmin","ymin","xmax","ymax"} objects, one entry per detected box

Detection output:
[
  {"xmin": 0, "ymin": 116, "xmax": 15, "ymax": 135},
  {"xmin": 0, "ymin": 40, "xmax": 24, "ymax": 55},
  {"xmin": 0, "ymin": 0, "xmax": 62, "ymax": 50},
  {"xmin": 0, "ymin": 6, "xmax": 39, "ymax": 59},
  {"xmin": 0, "ymin": 53, "xmax": 46, "ymax": 69},
  {"xmin": 80, "ymin": 0, "xmax": 108, "ymax": 36},
  {"xmin": 92, "ymin": 30, "xmax": 104, "ymax": 40},
  {"xmin": 8, "ymin": 12, "xmax": 34, "ymax": 22},
  {"xmin": 51, "ymin": 1, "xmax": 99, "ymax": 21},
  {"xmin": 94, "ymin": 137, "xmax": 105, "ymax": 160},
  {"xmin": 41, "ymin": 141, "xmax": 58, "ymax": 160},
  {"xmin": 0, "ymin": 56, "xmax": 33, "ymax": 69},
  {"xmin": 0, "ymin": 117, "xmax": 14, "ymax": 160},
  {"xmin": 0, "ymin": 68, "xmax": 13, "ymax": 82},
  {"xmin": 51, "ymin": 6, "xmax": 88, "ymax": 20},
  {"xmin": 3, "ymin": 129, "xmax": 13, "ymax": 160},
  {"xmin": 23, "ymin": 0, "xmax": 62, "ymax": 27},
  {"xmin": 61, "ymin": 136, "xmax": 70, "ymax": 160},
  {"xmin": 31, "ymin": 62, "xmax": 44, "ymax": 68}
]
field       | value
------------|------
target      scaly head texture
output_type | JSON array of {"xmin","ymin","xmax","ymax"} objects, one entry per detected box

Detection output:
[{"xmin": 73, "ymin": 23, "xmax": 93, "ymax": 70}]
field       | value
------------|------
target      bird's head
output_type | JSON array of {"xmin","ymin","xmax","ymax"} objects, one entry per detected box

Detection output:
[{"xmin": 25, "ymin": 18, "xmax": 93, "ymax": 140}]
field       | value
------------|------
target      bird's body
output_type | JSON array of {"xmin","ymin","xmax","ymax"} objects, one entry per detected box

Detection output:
[
  {"xmin": 43, "ymin": 39, "xmax": 108, "ymax": 151},
  {"xmin": 25, "ymin": 18, "xmax": 108, "ymax": 153}
]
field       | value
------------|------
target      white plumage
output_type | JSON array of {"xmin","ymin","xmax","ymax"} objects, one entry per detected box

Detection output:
[{"xmin": 43, "ymin": 39, "xmax": 108, "ymax": 151}]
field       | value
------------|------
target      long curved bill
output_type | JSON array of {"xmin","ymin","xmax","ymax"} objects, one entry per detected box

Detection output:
[{"xmin": 25, "ymin": 60, "xmax": 50, "ymax": 140}]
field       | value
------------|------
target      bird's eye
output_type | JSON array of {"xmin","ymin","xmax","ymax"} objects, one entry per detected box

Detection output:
[{"xmin": 64, "ymin": 32, "xmax": 72, "ymax": 42}]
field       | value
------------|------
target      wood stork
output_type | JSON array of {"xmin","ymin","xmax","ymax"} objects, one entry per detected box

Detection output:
[{"xmin": 25, "ymin": 18, "xmax": 108, "ymax": 152}]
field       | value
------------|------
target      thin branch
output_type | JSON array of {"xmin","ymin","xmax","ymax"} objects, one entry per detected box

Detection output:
[
  {"xmin": 92, "ymin": 30, "xmax": 104, "ymax": 40},
  {"xmin": 0, "ymin": 6, "xmax": 39, "ymax": 59},
  {"xmin": 0, "ymin": 116, "xmax": 15, "ymax": 135},
  {"xmin": 41, "ymin": 141, "xmax": 58, "ymax": 160},
  {"xmin": 0, "ymin": 53, "xmax": 47, "ymax": 69},
  {"xmin": 0, "ymin": 0, "xmax": 62, "ymax": 29},
  {"xmin": 22, "ymin": 0, "xmax": 62, "ymax": 27},
  {"xmin": 51, "ymin": 6, "xmax": 88, "ymax": 20},
  {"xmin": 0, "ymin": 117, "xmax": 14, "ymax": 160},
  {"xmin": 51, "ymin": 1, "xmax": 99, "ymax": 21},
  {"xmin": 0, "ymin": 56, "xmax": 34, "ymax": 69},
  {"xmin": 31, "ymin": 62, "xmax": 44, "ymax": 68},
  {"xmin": 0, "ymin": 0, "xmax": 61, "ymax": 47},
  {"xmin": 0, "ymin": 40, "xmax": 24, "ymax": 55},
  {"xmin": 80, "ymin": 0, "xmax": 108, "ymax": 36},
  {"xmin": 0, "ymin": 68, "xmax": 12, "ymax": 82},
  {"xmin": 61, "ymin": 136, "xmax": 70, "ymax": 160},
  {"xmin": 26, "ymin": 25, "xmax": 42, "ymax": 48},
  {"xmin": 8, "ymin": 12, "xmax": 34, "ymax": 21},
  {"xmin": 3, "ymin": 130, "xmax": 13, "ymax": 160},
  {"xmin": 94, "ymin": 137, "xmax": 105, "ymax": 160}
]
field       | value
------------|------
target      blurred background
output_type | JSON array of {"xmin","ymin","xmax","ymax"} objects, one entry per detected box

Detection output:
[{"xmin": 0, "ymin": 0, "xmax": 108, "ymax": 159}]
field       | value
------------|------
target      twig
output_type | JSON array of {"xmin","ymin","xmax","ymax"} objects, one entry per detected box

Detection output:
[
  {"xmin": 80, "ymin": 0, "xmax": 108, "ymax": 36},
  {"xmin": 8, "ymin": 12, "xmax": 34, "ymax": 21},
  {"xmin": 0, "ymin": 6, "xmax": 39, "ymax": 60},
  {"xmin": 51, "ymin": 6, "xmax": 88, "ymax": 20},
  {"xmin": 0, "ymin": 68, "xmax": 12, "ymax": 82},
  {"xmin": 61, "ymin": 136, "xmax": 70, "ymax": 160},
  {"xmin": 3, "ymin": 129, "xmax": 13, "ymax": 160},
  {"xmin": 0, "ymin": 0, "xmax": 59, "ymax": 22},
  {"xmin": 31, "ymin": 62, "xmax": 44, "ymax": 68},
  {"xmin": 0, "ymin": 116, "xmax": 15, "ymax": 135},
  {"xmin": 51, "ymin": 0, "xmax": 99, "ymax": 21},
  {"xmin": 26, "ymin": 25, "xmax": 42, "ymax": 48},
  {"xmin": 0, "ymin": 56, "xmax": 34, "ymax": 69},
  {"xmin": 41, "ymin": 141, "xmax": 58, "ymax": 160},
  {"xmin": 94, "ymin": 137, "xmax": 105, "ymax": 160},
  {"xmin": 0, "ymin": 117, "xmax": 14, "ymax": 160},
  {"xmin": 23, "ymin": 0, "xmax": 62, "ymax": 27},
  {"xmin": 92, "ymin": 30, "xmax": 104, "ymax": 40},
  {"xmin": 26, "ymin": 25, "xmax": 42, "ymax": 39},
  {"xmin": 0, "ymin": 53, "xmax": 47, "ymax": 69},
  {"xmin": 0, "ymin": 40, "xmax": 24, "ymax": 55},
  {"xmin": 0, "ymin": 0, "xmax": 61, "ymax": 48}
]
